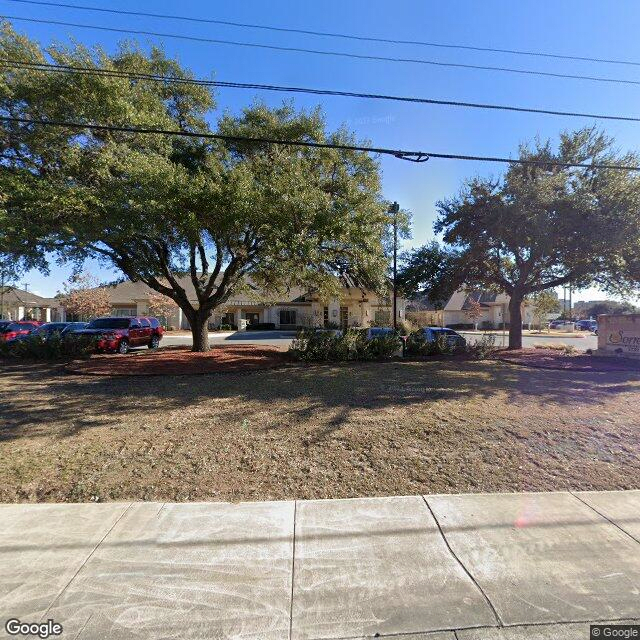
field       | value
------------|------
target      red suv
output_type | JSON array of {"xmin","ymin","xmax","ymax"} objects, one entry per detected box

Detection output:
[
  {"xmin": 0, "ymin": 321, "xmax": 41, "ymax": 342},
  {"xmin": 70, "ymin": 316, "xmax": 164, "ymax": 354}
]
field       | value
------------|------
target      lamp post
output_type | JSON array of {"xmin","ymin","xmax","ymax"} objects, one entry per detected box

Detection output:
[{"xmin": 389, "ymin": 201, "xmax": 400, "ymax": 330}]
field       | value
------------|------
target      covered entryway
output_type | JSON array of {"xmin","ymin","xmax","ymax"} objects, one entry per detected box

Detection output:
[{"xmin": 244, "ymin": 312, "xmax": 260, "ymax": 326}]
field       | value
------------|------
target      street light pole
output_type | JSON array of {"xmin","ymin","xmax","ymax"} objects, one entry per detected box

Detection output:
[{"xmin": 389, "ymin": 201, "xmax": 400, "ymax": 330}]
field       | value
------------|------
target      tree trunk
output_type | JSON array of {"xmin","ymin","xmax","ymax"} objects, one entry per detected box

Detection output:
[
  {"xmin": 508, "ymin": 292, "xmax": 524, "ymax": 350},
  {"xmin": 190, "ymin": 312, "xmax": 211, "ymax": 352}
]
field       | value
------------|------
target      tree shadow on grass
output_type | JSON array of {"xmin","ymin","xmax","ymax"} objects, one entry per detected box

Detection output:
[{"xmin": 0, "ymin": 358, "xmax": 639, "ymax": 444}]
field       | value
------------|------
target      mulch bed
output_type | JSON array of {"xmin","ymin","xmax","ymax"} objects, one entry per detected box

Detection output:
[
  {"xmin": 65, "ymin": 344, "xmax": 291, "ymax": 376},
  {"xmin": 496, "ymin": 348, "xmax": 640, "ymax": 372}
]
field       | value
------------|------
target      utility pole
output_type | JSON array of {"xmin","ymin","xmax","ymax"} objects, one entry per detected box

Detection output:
[
  {"xmin": 0, "ymin": 269, "xmax": 5, "ymax": 319},
  {"xmin": 389, "ymin": 201, "xmax": 400, "ymax": 330}
]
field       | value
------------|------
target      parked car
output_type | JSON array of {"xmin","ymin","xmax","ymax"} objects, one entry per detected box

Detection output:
[
  {"xmin": 69, "ymin": 316, "xmax": 164, "ymax": 354},
  {"xmin": 422, "ymin": 327, "xmax": 467, "ymax": 349},
  {"xmin": 60, "ymin": 321, "xmax": 89, "ymax": 335},
  {"xmin": 576, "ymin": 319, "xmax": 597, "ymax": 332},
  {"xmin": 0, "ymin": 321, "xmax": 41, "ymax": 343},
  {"xmin": 548, "ymin": 319, "xmax": 575, "ymax": 330},
  {"xmin": 11, "ymin": 322, "xmax": 71, "ymax": 342},
  {"xmin": 364, "ymin": 327, "xmax": 396, "ymax": 339}
]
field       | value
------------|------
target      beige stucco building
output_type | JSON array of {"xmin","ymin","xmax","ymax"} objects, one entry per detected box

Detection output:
[
  {"xmin": 443, "ymin": 289, "xmax": 536, "ymax": 329},
  {"xmin": 59, "ymin": 277, "xmax": 406, "ymax": 331},
  {"xmin": 0, "ymin": 287, "xmax": 63, "ymax": 322}
]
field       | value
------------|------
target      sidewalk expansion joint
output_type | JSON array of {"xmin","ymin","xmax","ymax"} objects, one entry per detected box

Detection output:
[
  {"xmin": 570, "ymin": 491, "xmax": 640, "ymax": 546},
  {"xmin": 289, "ymin": 499, "xmax": 298, "ymax": 640},
  {"xmin": 421, "ymin": 495, "xmax": 503, "ymax": 628},
  {"xmin": 39, "ymin": 501, "xmax": 134, "ymax": 620}
]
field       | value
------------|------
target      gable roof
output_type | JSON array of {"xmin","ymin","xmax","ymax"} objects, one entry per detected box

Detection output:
[
  {"xmin": 0, "ymin": 287, "xmax": 59, "ymax": 307},
  {"xmin": 445, "ymin": 289, "xmax": 511, "ymax": 311}
]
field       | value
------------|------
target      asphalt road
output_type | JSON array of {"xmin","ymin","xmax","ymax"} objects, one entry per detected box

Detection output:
[
  {"xmin": 460, "ymin": 331, "xmax": 598, "ymax": 351},
  {"xmin": 162, "ymin": 330, "xmax": 296, "ymax": 349},
  {"xmin": 162, "ymin": 330, "xmax": 598, "ymax": 351}
]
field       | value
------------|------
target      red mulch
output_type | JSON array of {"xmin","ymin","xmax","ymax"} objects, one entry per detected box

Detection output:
[
  {"xmin": 496, "ymin": 348, "xmax": 640, "ymax": 372},
  {"xmin": 65, "ymin": 345, "xmax": 291, "ymax": 376}
]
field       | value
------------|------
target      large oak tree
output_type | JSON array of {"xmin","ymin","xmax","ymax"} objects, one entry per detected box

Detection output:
[
  {"xmin": 0, "ymin": 22, "xmax": 390, "ymax": 350},
  {"xmin": 401, "ymin": 129, "xmax": 640, "ymax": 348}
]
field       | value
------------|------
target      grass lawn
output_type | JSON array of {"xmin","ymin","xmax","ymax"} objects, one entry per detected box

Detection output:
[{"xmin": 1, "ymin": 359, "xmax": 639, "ymax": 502}]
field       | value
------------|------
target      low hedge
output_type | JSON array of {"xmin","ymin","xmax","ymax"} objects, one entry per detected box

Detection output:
[
  {"xmin": 0, "ymin": 333, "xmax": 98, "ymax": 360},
  {"xmin": 289, "ymin": 328, "xmax": 401, "ymax": 362}
]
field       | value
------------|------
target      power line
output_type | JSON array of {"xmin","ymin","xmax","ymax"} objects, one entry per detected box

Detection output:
[
  {"xmin": 4, "ymin": 58, "xmax": 640, "ymax": 124},
  {"xmin": 6, "ymin": 0, "xmax": 640, "ymax": 70},
  {"xmin": 4, "ymin": 14, "xmax": 640, "ymax": 88},
  {"xmin": 0, "ymin": 115, "xmax": 429, "ymax": 162},
  {"xmin": 3, "ymin": 115, "xmax": 640, "ymax": 171}
]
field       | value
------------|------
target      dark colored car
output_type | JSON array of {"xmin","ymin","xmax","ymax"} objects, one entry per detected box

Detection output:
[
  {"xmin": 423, "ymin": 326, "xmax": 467, "ymax": 349},
  {"xmin": 11, "ymin": 322, "xmax": 71, "ymax": 343},
  {"xmin": 576, "ymin": 319, "xmax": 597, "ymax": 332},
  {"xmin": 70, "ymin": 316, "xmax": 164, "ymax": 354},
  {"xmin": 0, "ymin": 321, "xmax": 41, "ymax": 343},
  {"xmin": 60, "ymin": 322, "xmax": 89, "ymax": 335}
]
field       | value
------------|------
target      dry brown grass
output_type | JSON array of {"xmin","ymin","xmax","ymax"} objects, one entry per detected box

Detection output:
[{"xmin": 1, "ymin": 359, "xmax": 639, "ymax": 503}]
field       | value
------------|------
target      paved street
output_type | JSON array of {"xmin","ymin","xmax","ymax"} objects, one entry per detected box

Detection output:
[
  {"xmin": 2, "ymin": 491, "xmax": 639, "ymax": 639},
  {"xmin": 460, "ymin": 331, "xmax": 598, "ymax": 351},
  {"xmin": 162, "ymin": 330, "xmax": 297, "ymax": 349},
  {"xmin": 162, "ymin": 330, "xmax": 598, "ymax": 351}
]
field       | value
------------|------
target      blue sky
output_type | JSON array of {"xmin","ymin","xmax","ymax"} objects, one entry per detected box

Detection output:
[{"xmin": 5, "ymin": 0, "xmax": 640, "ymax": 302}]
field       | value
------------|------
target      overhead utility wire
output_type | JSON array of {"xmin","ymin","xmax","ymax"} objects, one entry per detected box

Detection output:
[
  {"xmin": 6, "ymin": 0, "xmax": 640, "ymax": 69},
  {"xmin": 4, "ymin": 15, "xmax": 640, "ymax": 88},
  {"xmin": 3, "ymin": 115, "xmax": 640, "ymax": 171},
  {"xmin": 4, "ymin": 58, "xmax": 640, "ymax": 124}
]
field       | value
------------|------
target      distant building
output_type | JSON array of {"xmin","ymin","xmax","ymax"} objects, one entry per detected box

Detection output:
[
  {"xmin": 0, "ymin": 286, "xmax": 63, "ymax": 322},
  {"xmin": 58, "ymin": 276, "xmax": 406, "ymax": 331},
  {"xmin": 443, "ymin": 289, "xmax": 536, "ymax": 329}
]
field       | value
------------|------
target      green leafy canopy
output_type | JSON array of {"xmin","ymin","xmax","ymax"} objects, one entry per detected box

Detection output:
[
  {"xmin": 0, "ymin": 21, "xmax": 391, "ymax": 349},
  {"xmin": 400, "ymin": 128, "xmax": 640, "ymax": 348}
]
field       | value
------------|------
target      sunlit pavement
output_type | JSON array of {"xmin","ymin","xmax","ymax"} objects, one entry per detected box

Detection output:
[
  {"xmin": 461, "ymin": 331, "xmax": 598, "ymax": 352},
  {"xmin": 2, "ymin": 490, "xmax": 639, "ymax": 639},
  {"xmin": 162, "ymin": 329, "xmax": 297, "ymax": 349},
  {"xmin": 161, "ymin": 330, "xmax": 598, "ymax": 351}
]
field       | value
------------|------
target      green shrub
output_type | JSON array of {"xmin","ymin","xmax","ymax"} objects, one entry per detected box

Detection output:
[
  {"xmin": 405, "ymin": 331, "xmax": 454, "ymax": 356},
  {"xmin": 7, "ymin": 333, "xmax": 64, "ymax": 359},
  {"xmin": 0, "ymin": 333, "xmax": 97, "ymax": 360},
  {"xmin": 62, "ymin": 333, "xmax": 99, "ymax": 358},
  {"xmin": 289, "ymin": 328, "xmax": 401, "ymax": 362},
  {"xmin": 405, "ymin": 330, "xmax": 429, "ymax": 356},
  {"xmin": 465, "ymin": 333, "xmax": 497, "ymax": 360}
]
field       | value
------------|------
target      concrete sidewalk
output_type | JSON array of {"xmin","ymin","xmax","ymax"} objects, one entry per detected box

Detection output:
[{"xmin": 1, "ymin": 491, "xmax": 639, "ymax": 639}]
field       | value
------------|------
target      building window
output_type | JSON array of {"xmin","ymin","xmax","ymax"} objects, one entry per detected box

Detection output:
[
  {"xmin": 279, "ymin": 309, "xmax": 296, "ymax": 326},
  {"xmin": 111, "ymin": 307, "xmax": 137, "ymax": 317}
]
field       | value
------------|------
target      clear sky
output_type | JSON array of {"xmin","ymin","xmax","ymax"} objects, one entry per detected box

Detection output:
[{"xmin": 5, "ymin": 0, "xmax": 640, "ymax": 302}]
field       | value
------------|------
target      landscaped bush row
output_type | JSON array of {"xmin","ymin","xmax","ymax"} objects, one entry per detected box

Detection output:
[
  {"xmin": 289, "ymin": 329, "xmax": 402, "ymax": 362},
  {"xmin": 0, "ymin": 333, "xmax": 98, "ymax": 360},
  {"xmin": 404, "ymin": 332, "xmax": 454, "ymax": 357}
]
